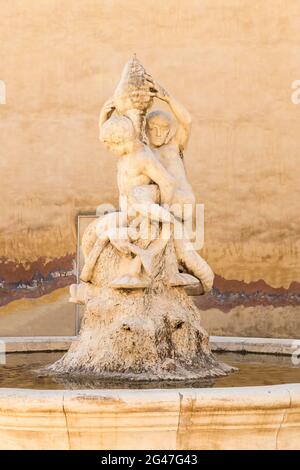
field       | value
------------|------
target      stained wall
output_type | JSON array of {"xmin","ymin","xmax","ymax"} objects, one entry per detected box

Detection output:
[{"xmin": 0, "ymin": 0, "xmax": 300, "ymax": 336}]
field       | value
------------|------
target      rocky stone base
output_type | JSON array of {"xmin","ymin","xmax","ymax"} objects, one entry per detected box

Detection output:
[{"xmin": 47, "ymin": 284, "xmax": 233, "ymax": 381}]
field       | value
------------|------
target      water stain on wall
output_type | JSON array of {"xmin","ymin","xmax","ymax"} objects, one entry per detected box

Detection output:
[
  {"xmin": 1, "ymin": 1, "xmax": 300, "ymax": 336},
  {"xmin": 196, "ymin": 275, "xmax": 300, "ymax": 313}
]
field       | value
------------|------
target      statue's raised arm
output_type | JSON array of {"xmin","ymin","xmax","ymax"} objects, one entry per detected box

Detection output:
[
  {"xmin": 98, "ymin": 97, "xmax": 115, "ymax": 128},
  {"xmin": 149, "ymin": 80, "xmax": 192, "ymax": 152}
]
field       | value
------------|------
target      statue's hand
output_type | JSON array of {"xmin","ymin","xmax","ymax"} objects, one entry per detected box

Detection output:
[
  {"xmin": 144, "ymin": 74, "xmax": 169, "ymax": 102},
  {"xmin": 154, "ymin": 83, "xmax": 169, "ymax": 102},
  {"xmin": 99, "ymin": 97, "xmax": 116, "ymax": 128}
]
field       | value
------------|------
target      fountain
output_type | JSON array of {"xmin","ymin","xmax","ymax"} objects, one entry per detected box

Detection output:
[{"xmin": 47, "ymin": 57, "xmax": 233, "ymax": 381}]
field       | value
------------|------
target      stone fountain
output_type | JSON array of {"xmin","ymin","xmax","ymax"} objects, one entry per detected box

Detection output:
[
  {"xmin": 0, "ymin": 59, "xmax": 299, "ymax": 451},
  {"xmin": 48, "ymin": 57, "xmax": 233, "ymax": 381}
]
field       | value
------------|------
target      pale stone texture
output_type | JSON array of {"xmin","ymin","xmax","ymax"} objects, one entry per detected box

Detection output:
[
  {"xmin": 2, "ymin": 335, "xmax": 300, "ymax": 356},
  {"xmin": 0, "ymin": 385, "xmax": 299, "ymax": 450}
]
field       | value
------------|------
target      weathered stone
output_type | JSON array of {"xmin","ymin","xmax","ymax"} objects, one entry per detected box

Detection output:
[{"xmin": 48, "ymin": 59, "xmax": 232, "ymax": 380}]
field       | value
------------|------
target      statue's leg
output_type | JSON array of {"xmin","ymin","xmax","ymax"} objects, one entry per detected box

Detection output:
[
  {"xmin": 174, "ymin": 235, "xmax": 214, "ymax": 293},
  {"xmin": 80, "ymin": 211, "xmax": 128, "ymax": 282},
  {"xmin": 94, "ymin": 211, "xmax": 128, "ymax": 238}
]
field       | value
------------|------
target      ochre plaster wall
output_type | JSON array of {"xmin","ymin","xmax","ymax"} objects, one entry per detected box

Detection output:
[{"xmin": 0, "ymin": 0, "xmax": 299, "ymax": 336}]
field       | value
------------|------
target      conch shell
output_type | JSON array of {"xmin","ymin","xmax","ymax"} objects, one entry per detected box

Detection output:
[{"xmin": 114, "ymin": 57, "xmax": 154, "ymax": 138}]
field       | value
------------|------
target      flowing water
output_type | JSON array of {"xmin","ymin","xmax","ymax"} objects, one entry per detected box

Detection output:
[{"xmin": 0, "ymin": 351, "xmax": 299, "ymax": 389}]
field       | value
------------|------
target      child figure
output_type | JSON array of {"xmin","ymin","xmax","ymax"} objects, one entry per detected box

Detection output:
[
  {"xmin": 145, "ymin": 81, "xmax": 215, "ymax": 294},
  {"xmin": 80, "ymin": 114, "xmax": 196, "ymax": 289}
]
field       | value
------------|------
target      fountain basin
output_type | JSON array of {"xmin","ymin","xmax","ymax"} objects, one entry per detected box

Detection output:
[
  {"xmin": 0, "ymin": 384, "xmax": 299, "ymax": 450},
  {"xmin": 0, "ymin": 337, "xmax": 300, "ymax": 450}
]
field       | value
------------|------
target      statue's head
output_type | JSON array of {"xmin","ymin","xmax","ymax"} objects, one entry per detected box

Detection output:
[
  {"xmin": 100, "ymin": 115, "xmax": 136, "ymax": 156},
  {"xmin": 146, "ymin": 110, "xmax": 176, "ymax": 147}
]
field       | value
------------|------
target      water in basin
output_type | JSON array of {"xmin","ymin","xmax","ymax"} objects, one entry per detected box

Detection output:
[{"xmin": 0, "ymin": 351, "xmax": 299, "ymax": 389}]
